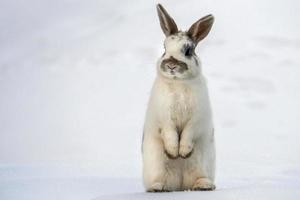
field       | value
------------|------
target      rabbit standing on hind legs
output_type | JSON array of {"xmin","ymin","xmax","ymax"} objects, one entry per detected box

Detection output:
[{"xmin": 142, "ymin": 4, "xmax": 216, "ymax": 192}]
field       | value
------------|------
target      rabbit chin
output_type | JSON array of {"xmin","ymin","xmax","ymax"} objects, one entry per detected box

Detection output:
[{"xmin": 159, "ymin": 69, "xmax": 194, "ymax": 80}]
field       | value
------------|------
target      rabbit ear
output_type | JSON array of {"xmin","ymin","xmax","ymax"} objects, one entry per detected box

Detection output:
[
  {"xmin": 156, "ymin": 4, "xmax": 178, "ymax": 36},
  {"xmin": 187, "ymin": 14, "xmax": 214, "ymax": 44}
]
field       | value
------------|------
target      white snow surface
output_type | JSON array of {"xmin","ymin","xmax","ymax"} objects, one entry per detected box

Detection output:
[{"xmin": 1, "ymin": 0, "xmax": 300, "ymax": 199}]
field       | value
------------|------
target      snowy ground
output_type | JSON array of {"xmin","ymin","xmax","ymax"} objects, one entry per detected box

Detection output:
[{"xmin": 1, "ymin": 0, "xmax": 300, "ymax": 199}]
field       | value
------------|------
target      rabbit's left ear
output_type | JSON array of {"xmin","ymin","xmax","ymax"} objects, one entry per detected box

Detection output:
[
  {"xmin": 187, "ymin": 15, "xmax": 214, "ymax": 44},
  {"xmin": 156, "ymin": 4, "xmax": 178, "ymax": 36}
]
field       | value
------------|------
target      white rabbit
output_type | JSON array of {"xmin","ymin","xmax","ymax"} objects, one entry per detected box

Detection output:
[{"xmin": 142, "ymin": 4, "xmax": 216, "ymax": 192}]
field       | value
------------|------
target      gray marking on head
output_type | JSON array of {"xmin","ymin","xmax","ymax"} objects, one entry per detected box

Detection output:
[
  {"xmin": 181, "ymin": 43, "xmax": 195, "ymax": 58},
  {"xmin": 176, "ymin": 32, "xmax": 184, "ymax": 41}
]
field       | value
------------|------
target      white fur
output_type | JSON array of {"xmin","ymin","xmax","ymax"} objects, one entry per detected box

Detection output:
[{"xmin": 142, "ymin": 34, "xmax": 216, "ymax": 191}]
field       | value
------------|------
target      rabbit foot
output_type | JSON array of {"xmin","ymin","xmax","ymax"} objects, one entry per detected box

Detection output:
[{"xmin": 192, "ymin": 178, "xmax": 216, "ymax": 191}]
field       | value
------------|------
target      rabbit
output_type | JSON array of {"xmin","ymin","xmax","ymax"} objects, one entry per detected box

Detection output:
[{"xmin": 142, "ymin": 4, "xmax": 216, "ymax": 192}]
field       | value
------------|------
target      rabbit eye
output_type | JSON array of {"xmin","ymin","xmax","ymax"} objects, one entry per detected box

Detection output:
[{"xmin": 183, "ymin": 45, "xmax": 193, "ymax": 57}]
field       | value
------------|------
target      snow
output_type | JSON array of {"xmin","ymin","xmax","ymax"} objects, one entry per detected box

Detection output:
[{"xmin": 0, "ymin": 0, "xmax": 300, "ymax": 199}]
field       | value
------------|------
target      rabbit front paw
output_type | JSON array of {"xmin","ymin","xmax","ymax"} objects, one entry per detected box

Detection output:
[
  {"xmin": 179, "ymin": 143, "xmax": 193, "ymax": 158},
  {"xmin": 162, "ymin": 129, "xmax": 179, "ymax": 159},
  {"xmin": 164, "ymin": 142, "xmax": 179, "ymax": 159}
]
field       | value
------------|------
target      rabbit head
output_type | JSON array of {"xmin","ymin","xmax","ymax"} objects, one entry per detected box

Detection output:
[{"xmin": 156, "ymin": 4, "xmax": 214, "ymax": 80}]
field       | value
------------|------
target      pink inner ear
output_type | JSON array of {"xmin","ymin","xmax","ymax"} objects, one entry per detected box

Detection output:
[
  {"xmin": 187, "ymin": 15, "xmax": 214, "ymax": 44},
  {"xmin": 157, "ymin": 4, "xmax": 178, "ymax": 36}
]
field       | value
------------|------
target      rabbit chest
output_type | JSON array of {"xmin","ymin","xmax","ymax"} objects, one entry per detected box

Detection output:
[{"xmin": 159, "ymin": 82, "xmax": 196, "ymax": 129}]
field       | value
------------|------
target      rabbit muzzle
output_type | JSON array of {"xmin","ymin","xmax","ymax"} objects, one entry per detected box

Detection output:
[{"xmin": 161, "ymin": 56, "xmax": 188, "ymax": 75}]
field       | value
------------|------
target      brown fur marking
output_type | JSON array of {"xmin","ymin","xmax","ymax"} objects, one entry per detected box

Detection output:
[{"xmin": 161, "ymin": 56, "xmax": 188, "ymax": 74}]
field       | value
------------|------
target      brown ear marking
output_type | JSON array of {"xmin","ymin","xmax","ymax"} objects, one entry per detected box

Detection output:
[
  {"xmin": 156, "ymin": 4, "xmax": 178, "ymax": 36},
  {"xmin": 187, "ymin": 14, "xmax": 214, "ymax": 44}
]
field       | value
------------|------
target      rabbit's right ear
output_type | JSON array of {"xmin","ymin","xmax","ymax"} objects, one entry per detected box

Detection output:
[{"xmin": 156, "ymin": 4, "xmax": 178, "ymax": 36}]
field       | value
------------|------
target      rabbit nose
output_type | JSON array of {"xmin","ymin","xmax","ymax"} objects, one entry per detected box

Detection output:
[{"xmin": 167, "ymin": 65, "xmax": 176, "ymax": 70}]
